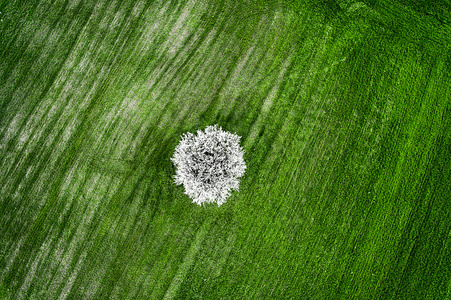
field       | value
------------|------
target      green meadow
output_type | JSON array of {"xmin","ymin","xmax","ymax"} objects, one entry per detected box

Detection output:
[{"xmin": 1, "ymin": 0, "xmax": 450, "ymax": 298}]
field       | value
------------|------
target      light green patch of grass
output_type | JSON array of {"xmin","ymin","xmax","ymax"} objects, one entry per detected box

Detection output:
[{"xmin": 1, "ymin": 0, "xmax": 450, "ymax": 299}]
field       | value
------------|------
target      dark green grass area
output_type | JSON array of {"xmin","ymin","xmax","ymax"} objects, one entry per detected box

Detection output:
[{"xmin": 1, "ymin": 0, "xmax": 450, "ymax": 299}]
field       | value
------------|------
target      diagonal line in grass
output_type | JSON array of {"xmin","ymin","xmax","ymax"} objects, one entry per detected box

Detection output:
[{"xmin": 163, "ymin": 218, "xmax": 212, "ymax": 300}]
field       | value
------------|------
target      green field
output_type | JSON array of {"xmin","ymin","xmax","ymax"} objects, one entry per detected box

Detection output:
[{"xmin": 1, "ymin": 0, "xmax": 451, "ymax": 298}]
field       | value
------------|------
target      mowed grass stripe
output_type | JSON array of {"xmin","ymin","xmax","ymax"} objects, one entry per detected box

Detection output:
[
  {"xmin": 1, "ymin": 0, "xmax": 451, "ymax": 299},
  {"xmin": 0, "ymin": 0, "xmax": 43, "ymax": 88},
  {"xmin": 163, "ymin": 219, "xmax": 212, "ymax": 299},
  {"xmin": 0, "ymin": 0, "xmax": 101, "ymax": 280},
  {"xmin": 0, "ymin": 0, "xmax": 153, "ymax": 292},
  {"xmin": 0, "ymin": 0, "xmax": 119, "ymax": 194},
  {"xmin": 0, "ymin": 0, "xmax": 97, "ymax": 139},
  {"xmin": 0, "ymin": 0, "xmax": 105, "ymax": 238}
]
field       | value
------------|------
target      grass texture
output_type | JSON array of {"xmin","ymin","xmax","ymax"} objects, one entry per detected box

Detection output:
[{"xmin": 1, "ymin": 0, "xmax": 450, "ymax": 299}]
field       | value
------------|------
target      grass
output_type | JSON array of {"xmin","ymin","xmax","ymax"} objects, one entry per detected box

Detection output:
[{"xmin": 1, "ymin": 0, "xmax": 450, "ymax": 299}]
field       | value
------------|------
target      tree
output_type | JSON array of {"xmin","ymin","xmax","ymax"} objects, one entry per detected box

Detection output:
[{"xmin": 171, "ymin": 124, "xmax": 247, "ymax": 206}]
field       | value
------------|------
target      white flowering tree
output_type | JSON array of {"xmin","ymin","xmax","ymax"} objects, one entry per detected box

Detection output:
[{"xmin": 171, "ymin": 124, "xmax": 247, "ymax": 206}]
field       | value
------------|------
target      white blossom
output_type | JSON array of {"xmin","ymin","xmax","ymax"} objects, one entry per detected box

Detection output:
[{"xmin": 171, "ymin": 124, "xmax": 246, "ymax": 206}]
